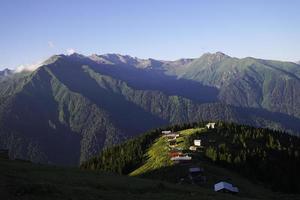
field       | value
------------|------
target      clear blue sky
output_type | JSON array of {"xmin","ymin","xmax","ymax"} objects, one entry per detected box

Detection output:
[{"xmin": 1, "ymin": 0, "xmax": 300, "ymax": 69}]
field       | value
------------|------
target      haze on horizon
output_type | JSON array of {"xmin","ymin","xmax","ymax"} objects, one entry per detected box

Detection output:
[{"xmin": 1, "ymin": 0, "xmax": 300, "ymax": 70}]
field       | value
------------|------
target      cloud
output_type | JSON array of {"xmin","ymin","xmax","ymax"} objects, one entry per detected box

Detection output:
[
  {"xmin": 48, "ymin": 41, "xmax": 55, "ymax": 48},
  {"xmin": 66, "ymin": 48, "xmax": 76, "ymax": 55},
  {"xmin": 14, "ymin": 61, "xmax": 43, "ymax": 73}
]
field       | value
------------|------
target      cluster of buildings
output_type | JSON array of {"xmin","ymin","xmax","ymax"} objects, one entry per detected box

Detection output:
[
  {"xmin": 161, "ymin": 122, "xmax": 239, "ymax": 194},
  {"xmin": 162, "ymin": 128, "xmax": 206, "ymax": 184},
  {"xmin": 163, "ymin": 130, "xmax": 192, "ymax": 164}
]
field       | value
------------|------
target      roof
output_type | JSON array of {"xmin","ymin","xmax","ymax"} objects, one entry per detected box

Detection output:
[
  {"xmin": 214, "ymin": 181, "xmax": 239, "ymax": 193},
  {"xmin": 189, "ymin": 167, "xmax": 203, "ymax": 173},
  {"xmin": 169, "ymin": 152, "xmax": 183, "ymax": 157},
  {"xmin": 171, "ymin": 155, "xmax": 192, "ymax": 161},
  {"xmin": 162, "ymin": 130, "xmax": 172, "ymax": 134}
]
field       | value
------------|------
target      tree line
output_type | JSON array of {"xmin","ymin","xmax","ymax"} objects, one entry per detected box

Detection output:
[{"xmin": 197, "ymin": 122, "xmax": 300, "ymax": 193}]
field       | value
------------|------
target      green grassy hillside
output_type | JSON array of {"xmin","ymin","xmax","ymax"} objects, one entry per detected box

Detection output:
[{"xmin": 130, "ymin": 128, "xmax": 203, "ymax": 176}]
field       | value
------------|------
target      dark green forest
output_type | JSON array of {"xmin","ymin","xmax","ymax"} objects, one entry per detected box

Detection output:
[{"xmin": 192, "ymin": 123, "xmax": 300, "ymax": 193}]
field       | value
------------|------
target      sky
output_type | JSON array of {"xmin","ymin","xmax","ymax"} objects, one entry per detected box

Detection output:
[{"xmin": 0, "ymin": 0, "xmax": 300, "ymax": 70}]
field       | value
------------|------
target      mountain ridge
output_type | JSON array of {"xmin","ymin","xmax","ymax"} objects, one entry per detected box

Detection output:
[
  {"xmin": 4, "ymin": 52, "xmax": 299, "ymax": 73},
  {"xmin": 0, "ymin": 52, "xmax": 300, "ymax": 165},
  {"xmin": 0, "ymin": 68, "xmax": 13, "ymax": 80}
]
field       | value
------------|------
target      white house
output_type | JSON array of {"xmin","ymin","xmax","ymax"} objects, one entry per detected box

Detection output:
[
  {"xmin": 194, "ymin": 139, "xmax": 201, "ymax": 146},
  {"xmin": 206, "ymin": 123, "xmax": 216, "ymax": 129},
  {"xmin": 162, "ymin": 130, "xmax": 172, "ymax": 134},
  {"xmin": 214, "ymin": 181, "xmax": 239, "ymax": 193}
]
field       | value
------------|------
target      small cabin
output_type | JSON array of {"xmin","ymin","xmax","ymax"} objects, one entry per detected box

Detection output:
[
  {"xmin": 194, "ymin": 139, "xmax": 201, "ymax": 147},
  {"xmin": 171, "ymin": 155, "xmax": 192, "ymax": 161},
  {"xmin": 206, "ymin": 123, "xmax": 216, "ymax": 129},
  {"xmin": 162, "ymin": 130, "xmax": 172, "ymax": 134},
  {"xmin": 214, "ymin": 181, "xmax": 239, "ymax": 194},
  {"xmin": 189, "ymin": 146, "xmax": 197, "ymax": 151},
  {"xmin": 0, "ymin": 149, "xmax": 9, "ymax": 159}
]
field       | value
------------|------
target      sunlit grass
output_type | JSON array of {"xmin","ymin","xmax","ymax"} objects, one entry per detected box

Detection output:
[{"xmin": 130, "ymin": 128, "xmax": 203, "ymax": 176}]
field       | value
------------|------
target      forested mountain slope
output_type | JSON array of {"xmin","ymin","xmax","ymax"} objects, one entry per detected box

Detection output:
[
  {"xmin": 0, "ymin": 53, "xmax": 299, "ymax": 165},
  {"xmin": 163, "ymin": 52, "xmax": 300, "ymax": 119}
]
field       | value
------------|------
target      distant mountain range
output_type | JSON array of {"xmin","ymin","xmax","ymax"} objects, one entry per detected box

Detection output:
[
  {"xmin": 0, "ymin": 52, "xmax": 300, "ymax": 165},
  {"xmin": 0, "ymin": 68, "xmax": 13, "ymax": 79}
]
